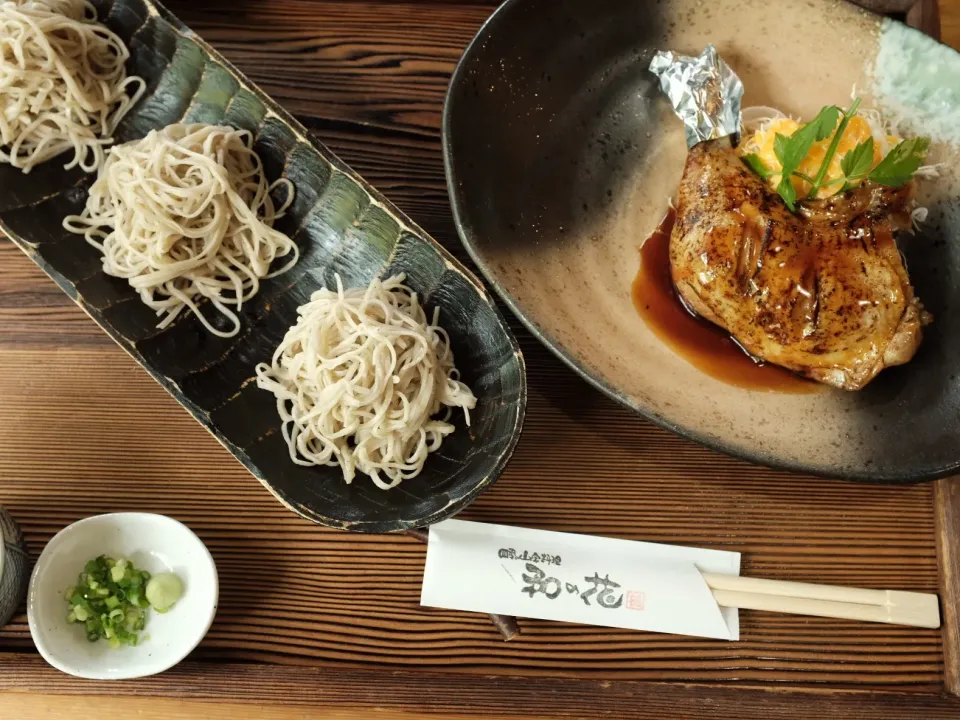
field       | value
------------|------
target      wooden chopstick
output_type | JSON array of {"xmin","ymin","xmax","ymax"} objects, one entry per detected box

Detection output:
[
  {"xmin": 407, "ymin": 527, "xmax": 936, "ymax": 632},
  {"xmin": 702, "ymin": 572, "xmax": 941, "ymax": 629}
]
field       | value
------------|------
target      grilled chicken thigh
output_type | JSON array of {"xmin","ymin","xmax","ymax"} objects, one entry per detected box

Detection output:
[{"xmin": 670, "ymin": 138, "xmax": 926, "ymax": 390}]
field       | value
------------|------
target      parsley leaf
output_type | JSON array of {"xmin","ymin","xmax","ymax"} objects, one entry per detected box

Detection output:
[
  {"xmin": 777, "ymin": 126, "xmax": 817, "ymax": 175},
  {"xmin": 807, "ymin": 105, "xmax": 842, "ymax": 142},
  {"xmin": 739, "ymin": 99, "xmax": 930, "ymax": 211},
  {"xmin": 772, "ymin": 133, "xmax": 800, "ymax": 210},
  {"xmin": 742, "ymin": 153, "xmax": 773, "ymax": 179},
  {"xmin": 773, "ymin": 106, "xmax": 841, "ymax": 210},
  {"xmin": 773, "ymin": 133, "xmax": 791, "ymax": 167},
  {"xmin": 838, "ymin": 137, "xmax": 874, "ymax": 191},
  {"xmin": 840, "ymin": 137, "xmax": 875, "ymax": 179},
  {"xmin": 776, "ymin": 175, "xmax": 797, "ymax": 211},
  {"xmin": 807, "ymin": 98, "xmax": 860, "ymax": 199},
  {"xmin": 781, "ymin": 106, "xmax": 841, "ymax": 170},
  {"xmin": 868, "ymin": 137, "xmax": 931, "ymax": 187}
]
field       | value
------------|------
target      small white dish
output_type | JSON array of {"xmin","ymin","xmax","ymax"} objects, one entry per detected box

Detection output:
[{"xmin": 28, "ymin": 513, "xmax": 218, "ymax": 679}]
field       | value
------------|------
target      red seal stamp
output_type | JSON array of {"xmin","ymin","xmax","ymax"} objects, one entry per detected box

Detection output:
[{"xmin": 626, "ymin": 590, "xmax": 645, "ymax": 611}]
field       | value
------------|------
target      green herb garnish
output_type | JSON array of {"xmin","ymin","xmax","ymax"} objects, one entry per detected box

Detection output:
[
  {"xmin": 773, "ymin": 105, "xmax": 841, "ymax": 210},
  {"xmin": 742, "ymin": 153, "xmax": 773, "ymax": 179},
  {"xmin": 868, "ymin": 137, "xmax": 931, "ymax": 187},
  {"xmin": 806, "ymin": 98, "xmax": 861, "ymax": 198},
  {"xmin": 64, "ymin": 555, "xmax": 181, "ymax": 648},
  {"xmin": 741, "ymin": 98, "xmax": 930, "ymax": 211},
  {"xmin": 838, "ymin": 137, "xmax": 875, "ymax": 192}
]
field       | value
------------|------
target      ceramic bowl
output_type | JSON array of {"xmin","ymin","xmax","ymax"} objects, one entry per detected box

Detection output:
[
  {"xmin": 0, "ymin": 507, "xmax": 29, "ymax": 629},
  {"xmin": 444, "ymin": 0, "xmax": 960, "ymax": 481},
  {"xmin": 28, "ymin": 513, "xmax": 218, "ymax": 679}
]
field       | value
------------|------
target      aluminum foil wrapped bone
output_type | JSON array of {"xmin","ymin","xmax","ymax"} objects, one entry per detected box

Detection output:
[{"xmin": 649, "ymin": 45, "xmax": 744, "ymax": 148}]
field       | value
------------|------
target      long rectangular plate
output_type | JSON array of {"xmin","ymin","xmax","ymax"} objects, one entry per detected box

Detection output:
[{"xmin": 0, "ymin": 0, "xmax": 526, "ymax": 532}]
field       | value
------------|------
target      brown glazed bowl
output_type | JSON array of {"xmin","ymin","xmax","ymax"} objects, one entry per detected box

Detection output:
[{"xmin": 444, "ymin": 0, "xmax": 960, "ymax": 481}]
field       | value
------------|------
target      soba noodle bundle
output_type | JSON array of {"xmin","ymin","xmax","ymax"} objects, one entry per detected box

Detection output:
[
  {"xmin": 63, "ymin": 124, "xmax": 300, "ymax": 337},
  {"xmin": 0, "ymin": 0, "xmax": 145, "ymax": 172},
  {"xmin": 255, "ymin": 274, "xmax": 477, "ymax": 490}
]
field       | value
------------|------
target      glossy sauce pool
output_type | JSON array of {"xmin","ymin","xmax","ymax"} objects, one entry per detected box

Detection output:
[{"xmin": 632, "ymin": 208, "xmax": 821, "ymax": 394}]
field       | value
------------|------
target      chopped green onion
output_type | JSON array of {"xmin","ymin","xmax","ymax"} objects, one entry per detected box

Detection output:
[{"xmin": 63, "ymin": 555, "xmax": 183, "ymax": 648}]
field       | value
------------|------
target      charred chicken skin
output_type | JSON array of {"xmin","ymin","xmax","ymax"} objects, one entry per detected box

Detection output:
[{"xmin": 670, "ymin": 138, "xmax": 926, "ymax": 390}]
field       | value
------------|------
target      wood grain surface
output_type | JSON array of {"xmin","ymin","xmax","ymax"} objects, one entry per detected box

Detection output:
[
  {"xmin": 937, "ymin": 479, "xmax": 960, "ymax": 694},
  {"xmin": 944, "ymin": 0, "xmax": 960, "ymax": 49},
  {"xmin": 4, "ymin": 655, "xmax": 960, "ymax": 719},
  {"xmin": 0, "ymin": 329, "xmax": 943, "ymax": 681},
  {"xmin": 1, "ymin": 0, "xmax": 959, "ymax": 716}
]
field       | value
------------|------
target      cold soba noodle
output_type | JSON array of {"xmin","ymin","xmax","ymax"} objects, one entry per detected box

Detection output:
[
  {"xmin": 64, "ymin": 124, "xmax": 299, "ymax": 337},
  {"xmin": 255, "ymin": 274, "xmax": 477, "ymax": 490},
  {"xmin": 0, "ymin": 0, "xmax": 145, "ymax": 172}
]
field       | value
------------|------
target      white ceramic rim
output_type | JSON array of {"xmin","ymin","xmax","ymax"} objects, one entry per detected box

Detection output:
[{"xmin": 27, "ymin": 512, "xmax": 218, "ymax": 680}]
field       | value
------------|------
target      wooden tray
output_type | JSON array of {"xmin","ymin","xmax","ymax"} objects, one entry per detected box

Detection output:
[{"xmin": 3, "ymin": 0, "xmax": 960, "ymax": 717}]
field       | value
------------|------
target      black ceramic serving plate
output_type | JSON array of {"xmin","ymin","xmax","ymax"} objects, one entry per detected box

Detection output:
[
  {"xmin": 2, "ymin": 0, "xmax": 526, "ymax": 531},
  {"xmin": 444, "ymin": 0, "xmax": 960, "ymax": 481}
]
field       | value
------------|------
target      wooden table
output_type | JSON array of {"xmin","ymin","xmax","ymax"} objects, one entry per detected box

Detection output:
[{"xmin": 3, "ymin": 1, "xmax": 960, "ymax": 717}]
